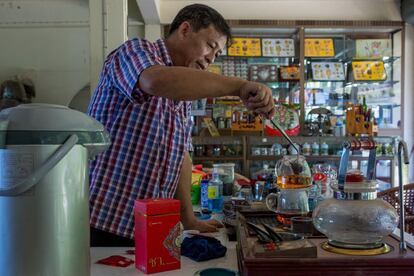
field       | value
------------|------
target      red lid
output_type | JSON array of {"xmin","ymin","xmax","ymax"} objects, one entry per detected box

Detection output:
[
  {"xmin": 194, "ymin": 164, "xmax": 203, "ymax": 171},
  {"xmin": 134, "ymin": 199, "xmax": 180, "ymax": 216},
  {"xmin": 237, "ymin": 179, "xmax": 252, "ymax": 186},
  {"xmin": 313, "ymin": 172, "xmax": 327, "ymax": 182}
]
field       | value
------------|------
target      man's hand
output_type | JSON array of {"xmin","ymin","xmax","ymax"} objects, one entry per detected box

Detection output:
[
  {"xmin": 239, "ymin": 81, "xmax": 275, "ymax": 119},
  {"xmin": 184, "ymin": 219, "xmax": 224, "ymax": 233}
]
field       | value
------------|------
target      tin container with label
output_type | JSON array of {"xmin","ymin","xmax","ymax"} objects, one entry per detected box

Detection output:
[
  {"xmin": 312, "ymin": 142, "xmax": 320, "ymax": 155},
  {"xmin": 320, "ymin": 142, "xmax": 329, "ymax": 155},
  {"xmin": 135, "ymin": 199, "xmax": 181, "ymax": 274}
]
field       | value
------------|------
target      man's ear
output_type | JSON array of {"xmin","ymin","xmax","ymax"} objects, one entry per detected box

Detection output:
[{"xmin": 177, "ymin": 21, "xmax": 192, "ymax": 40}]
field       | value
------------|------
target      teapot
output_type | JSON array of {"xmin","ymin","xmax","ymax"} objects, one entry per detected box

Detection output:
[
  {"xmin": 313, "ymin": 178, "xmax": 398, "ymax": 249},
  {"xmin": 312, "ymin": 140, "xmax": 399, "ymax": 249},
  {"xmin": 265, "ymin": 155, "xmax": 312, "ymax": 226},
  {"xmin": 265, "ymin": 188, "xmax": 310, "ymax": 226}
]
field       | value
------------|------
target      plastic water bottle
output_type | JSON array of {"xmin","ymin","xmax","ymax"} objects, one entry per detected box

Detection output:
[
  {"xmin": 308, "ymin": 183, "xmax": 324, "ymax": 211},
  {"xmin": 200, "ymin": 179, "xmax": 210, "ymax": 210},
  {"xmin": 208, "ymin": 168, "xmax": 224, "ymax": 213}
]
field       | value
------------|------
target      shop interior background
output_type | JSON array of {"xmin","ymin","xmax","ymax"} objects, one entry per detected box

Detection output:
[{"xmin": 0, "ymin": 0, "xmax": 412, "ymax": 179}]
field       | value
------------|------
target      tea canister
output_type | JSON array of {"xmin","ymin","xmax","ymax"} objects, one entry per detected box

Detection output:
[
  {"xmin": 271, "ymin": 143, "xmax": 282, "ymax": 155},
  {"xmin": 302, "ymin": 142, "xmax": 311, "ymax": 156},
  {"xmin": 320, "ymin": 142, "xmax": 329, "ymax": 155},
  {"xmin": 261, "ymin": 147, "xmax": 269, "ymax": 156},
  {"xmin": 288, "ymin": 143, "xmax": 300, "ymax": 155},
  {"xmin": 252, "ymin": 147, "xmax": 261, "ymax": 156},
  {"xmin": 312, "ymin": 142, "xmax": 320, "ymax": 155}
]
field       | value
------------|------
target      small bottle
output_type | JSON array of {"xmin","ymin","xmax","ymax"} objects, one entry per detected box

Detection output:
[
  {"xmin": 362, "ymin": 95, "xmax": 368, "ymax": 113},
  {"xmin": 200, "ymin": 179, "xmax": 210, "ymax": 210},
  {"xmin": 207, "ymin": 168, "xmax": 224, "ymax": 213},
  {"xmin": 217, "ymin": 117, "xmax": 226, "ymax": 129}
]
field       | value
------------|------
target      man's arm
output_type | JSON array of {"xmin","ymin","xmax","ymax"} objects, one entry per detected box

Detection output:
[
  {"xmin": 139, "ymin": 65, "xmax": 244, "ymax": 100},
  {"xmin": 139, "ymin": 65, "xmax": 275, "ymax": 119},
  {"xmin": 174, "ymin": 151, "xmax": 223, "ymax": 232}
]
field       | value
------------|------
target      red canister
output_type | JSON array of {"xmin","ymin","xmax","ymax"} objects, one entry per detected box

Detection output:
[{"xmin": 135, "ymin": 199, "xmax": 181, "ymax": 274}]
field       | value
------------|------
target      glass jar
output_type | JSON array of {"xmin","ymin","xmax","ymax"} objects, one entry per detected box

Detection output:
[
  {"xmin": 266, "ymin": 188, "xmax": 310, "ymax": 226},
  {"xmin": 213, "ymin": 163, "xmax": 235, "ymax": 183},
  {"xmin": 212, "ymin": 145, "xmax": 221, "ymax": 156},
  {"xmin": 195, "ymin": 145, "xmax": 204, "ymax": 157},
  {"xmin": 275, "ymin": 155, "xmax": 312, "ymax": 189}
]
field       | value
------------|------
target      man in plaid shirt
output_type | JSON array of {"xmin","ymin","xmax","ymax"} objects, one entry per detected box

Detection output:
[{"xmin": 88, "ymin": 4, "xmax": 275, "ymax": 246}]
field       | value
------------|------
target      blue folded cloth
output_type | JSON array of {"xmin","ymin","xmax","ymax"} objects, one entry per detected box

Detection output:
[{"xmin": 181, "ymin": 235, "xmax": 227, "ymax": 262}]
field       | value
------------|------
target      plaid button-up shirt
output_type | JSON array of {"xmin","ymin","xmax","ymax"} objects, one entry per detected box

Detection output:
[{"xmin": 88, "ymin": 38, "xmax": 192, "ymax": 239}]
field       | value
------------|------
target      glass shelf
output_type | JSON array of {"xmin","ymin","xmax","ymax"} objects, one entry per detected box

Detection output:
[
  {"xmin": 303, "ymin": 80, "xmax": 399, "ymax": 86},
  {"xmin": 305, "ymin": 56, "xmax": 401, "ymax": 63},
  {"xmin": 343, "ymin": 80, "xmax": 399, "ymax": 86}
]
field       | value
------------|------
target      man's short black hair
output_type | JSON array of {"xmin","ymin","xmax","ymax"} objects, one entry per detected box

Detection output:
[{"xmin": 168, "ymin": 4, "xmax": 232, "ymax": 45}]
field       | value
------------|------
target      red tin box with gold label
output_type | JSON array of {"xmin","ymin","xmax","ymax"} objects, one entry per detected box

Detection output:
[{"xmin": 134, "ymin": 199, "xmax": 181, "ymax": 274}]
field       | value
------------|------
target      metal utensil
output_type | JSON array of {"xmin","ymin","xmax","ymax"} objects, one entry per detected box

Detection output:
[
  {"xmin": 268, "ymin": 119, "xmax": 302, "ymax": 174},
  {"xmin": 268, "ymin": 119, "xmax": 298, "ymax": 153}
]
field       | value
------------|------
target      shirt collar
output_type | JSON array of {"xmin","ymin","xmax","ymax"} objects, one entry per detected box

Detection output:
[{"xmin": 155, "ymin": 39, "xmax": 173, "ymax": 66}]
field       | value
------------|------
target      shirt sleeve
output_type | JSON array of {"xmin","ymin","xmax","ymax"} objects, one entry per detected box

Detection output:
[{"xmin": 109, "ymin": 39, "xmax": 164, "ymax": 103}]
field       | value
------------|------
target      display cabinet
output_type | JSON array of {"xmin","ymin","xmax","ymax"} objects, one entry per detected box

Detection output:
[
  {"xmin": 190, "ymin": 21, "xmax": 404, "ymax": 189},
  {"xmin": 191, "ymin": 20, "xmax": 405, "ymax": 137},
  {"xmin": 214, "ymin": 27, "xmax": 301, "ymax": 106},
  {"xmin": 302, "ymin": 24, "xmax": 403, "ymax": 136}
]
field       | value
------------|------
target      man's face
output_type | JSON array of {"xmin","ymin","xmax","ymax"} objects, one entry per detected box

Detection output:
[{"xmin": 180, "ymin": 23, "xmax": 227, "ymax": 70}]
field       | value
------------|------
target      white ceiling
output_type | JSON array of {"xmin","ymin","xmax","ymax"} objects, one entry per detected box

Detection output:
[{"xmin": 135, "ymin": 0, "xmax": 402, "ymax": 24}]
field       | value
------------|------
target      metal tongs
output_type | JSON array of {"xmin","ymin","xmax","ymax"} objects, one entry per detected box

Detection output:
[
  {"xmin": 246, "ymin": 222, "xmax": 283, "ymax": 243},
  {"xmin": 267, "ymin": 119, "xmax": 302, "ymax": 174},
  {"xmin": 268, "ymin": 119, "xmax": 299, "ymax": 153}
]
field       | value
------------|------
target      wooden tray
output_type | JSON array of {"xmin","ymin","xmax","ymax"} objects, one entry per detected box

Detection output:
[{"xmin": 236, "ymin": 210, "xmax": 414, "ymax": 275}]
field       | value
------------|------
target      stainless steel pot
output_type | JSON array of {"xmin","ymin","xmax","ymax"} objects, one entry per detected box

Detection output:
[{"xmin": 0, "ymin": 104, "xmax": 110, "ymax": 276}]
